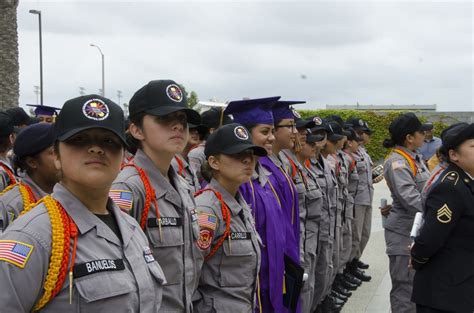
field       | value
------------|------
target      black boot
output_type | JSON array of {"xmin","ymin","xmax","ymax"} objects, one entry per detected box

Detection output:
[
  {"xmin": 331, "ymin": 290, "xmax": 348, "ymax": 302},
  {"xmin": 351, "ymin": 268, "xmax": 372, "ymax": 282},
  {"xmin": 343, "ymin": 270, "xmax": 362, "ymax": 286},
  {"xmin": 355, "ymin": 258, "xmax": 369, "ymax": 269},
  {"xmin": 336, "ymin": 273, "xmax": 357, "ymax": 291},
  {"xmin": 333, "ymin": 283, "xmax": 352, "ymax": 297}
]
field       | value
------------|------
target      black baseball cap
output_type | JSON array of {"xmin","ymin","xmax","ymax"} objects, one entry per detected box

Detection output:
[
  {"xmin": 14, "ymin": 123, "xmax": 55, "ymax": 158},
  {"xmin": 346, "ymin": 117, "xmax": 373, "ymax": 134},
  {"xmin": 0, "ymin": 111, "xmax": 14, "ymax": 137},
  {"xmin": 201, "ymin": 107, "xmax": 232, "ymax": 129},
  {"xmin": 346, "ymin": 128, "xmax": 364, "ymax": 142},
  {"xmin": 128, "ymin": 80, "xmax": 200, "ymax": 125},
  {"xmin": 204, "ymin": 123, "xmax": 267, "ymax": 158},
  {"xmin": 327, "ymin": 120, "xmax": 350, "ymax": 142},
  {"xmin": 309, "ymin": 116, "xmax": 329, "ymax": 133},
  {"xmin": 295, "ymin": 117, "xmax": 315, "ymax": 129},
  {"xmin": 306, "ymin": 129, "xmax": 326, "ymax": 143},
  {"xmin": 54, "ymin": 94, "xmax": 126, "ymax": 144},
  {"xmin": 6, "ymin": 107, "xmax": 36, "ymax": 126},
  {"xmin": 440, "ymin": 123, "xmax": 474, "ymax": 155},
  {"xmin": 388, "ymin": 113, "xmax": 431, "ymax": 143}
]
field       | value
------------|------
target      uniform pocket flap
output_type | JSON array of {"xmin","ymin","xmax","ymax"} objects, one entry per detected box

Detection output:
[
  {"xmin": 223, "ymin": 238, "xmax": 253, "ymax": 256},
  {"xmin": 75, "ymin": 270, "xmax": 135, "ymax": 303}
]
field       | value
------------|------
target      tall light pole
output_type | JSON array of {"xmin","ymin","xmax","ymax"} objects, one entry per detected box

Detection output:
[
  {"xmin": 29, "ymin": 9, "xmax": 43, "ymax": 106},
  {"xmin": 90, "ymin": 44, "xmax": 105, "ymax": 97}
]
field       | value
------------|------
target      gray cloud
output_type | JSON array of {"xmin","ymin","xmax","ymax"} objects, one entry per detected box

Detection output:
[{"xmin": 17, "ymin": 0, "xmax": 473, "ymax": 112}]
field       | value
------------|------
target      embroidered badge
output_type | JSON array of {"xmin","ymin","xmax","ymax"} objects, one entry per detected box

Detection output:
[
  {"xmin": 166, "ymin": 84, "xmax": 183, "ymax": 102},
  {"xmin": 109, "ymin": 190, "xmax": 133, "ymax": 211},
  {"xmin": 82, "ymin": 98, "xmax": 109, "ymax": 121},
  {"xmin": 391, "ymin": 160, "xmax": 406, "ymax": 170},
  {"xmin": 143, "ymin": 246, "xmax": 155, "ymax": 263},
  {"xmin": 437, "ymin": 204, "xmax": 452, "ymax": 223},
  {"xmin": 313, "ymin": 116, "xmax": 322, "ymax": 125},
  {"xmin": 0, "ymin": 240, "xmax": 34, "ymax": 268},
  {"xmin": 234, "ymin": 126, "xmax": 249, "ymax": 140},
  {"xmin": 197, "ymin": 229, "xmax": 213, "ymax": 250},
  {"xmin": 198, "ymin": 212, "xmax": 217, "ymax": 230},
  {"xmin": 292, "ymin": 109, "xmax": 301, "ymax": 119},
  {"xmin": 442, "ymin": 171, "xmax": 459, "ymax": 185}
]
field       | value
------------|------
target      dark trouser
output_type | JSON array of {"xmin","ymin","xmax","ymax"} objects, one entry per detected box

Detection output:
[{"xmin": 416, "ymin": 304, "xmax": 469, "ymax": 313}]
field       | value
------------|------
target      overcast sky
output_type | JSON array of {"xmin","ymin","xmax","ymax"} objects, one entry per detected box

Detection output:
[{"xmin": 17, "ymin": 0, "xmax": 473, "ymax": 112}]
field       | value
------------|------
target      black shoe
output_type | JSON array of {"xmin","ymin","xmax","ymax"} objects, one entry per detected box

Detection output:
[
  {"xmin": 331, "ymin": 290, "xmax": 348, "ymax": 302},
  {"xmin": 351, "ymin": 268, "xmax": 372, "ymax": 282},
  {"xmin": 343, "ymin": 272, "xmax": 362, "ymax": 286},
  {"xmin": 356, "ymin": 259, "xmax": 370, "ymax": 269},
  {"xmin": 328, "ymin": 295, "xmax": 345, "ymax": 306},
  {"xmin": 333, "ymin": 283, "xmax": 352, "ymax": 297},
  {"xmin": 339, "ymin": 278, "xmax": 358, "ymax": 290}
]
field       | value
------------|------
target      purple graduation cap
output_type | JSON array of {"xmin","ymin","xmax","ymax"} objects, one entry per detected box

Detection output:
[
  {"xmin": 224, "ymin": 96, "xmax": 280, "ymax": 125},
  {"xmin": 26, "ymin": 104, "xmax": 61, "ymax": 123},
  {"xmin": 272, "ymin": 100, "xmax": 306, "ymax": 123}
]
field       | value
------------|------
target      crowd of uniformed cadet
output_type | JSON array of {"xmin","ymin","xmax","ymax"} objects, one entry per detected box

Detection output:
[{"xmin": 0, "ymin": 79, "xmax": 472, "ymax": 313}]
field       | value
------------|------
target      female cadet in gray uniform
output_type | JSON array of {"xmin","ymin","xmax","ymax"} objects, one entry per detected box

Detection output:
[
  {"xmin": 111, "ymin": 80, "xmax": 203, "ymax": 312},
  {"xmin": 0, "ymin": 123, "xmax": 58, "ymax": 231},
  {"xmin": 193, "ymin": 123, "xmax": 263, "ymax": 312},
  {"xmin": 0, "ymin": 95, "xmax": 165, "ymax": 312},
  {"xmin": 382, "ymin": 113, "xmax": 430, "ymax": 313}
]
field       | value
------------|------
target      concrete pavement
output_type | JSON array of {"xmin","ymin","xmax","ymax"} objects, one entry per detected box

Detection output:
[{"xmin": 341, "ymin": 180, "xmax": 392, "ymax": 313}]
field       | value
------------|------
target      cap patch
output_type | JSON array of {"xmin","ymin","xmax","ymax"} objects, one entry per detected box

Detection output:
[
  {"xmin": 292, "ymin": 109, "xmax": 301, "ymax": 119},
  {"xmin": 166, "ymin": 84, "xmax": 183, "ymax": 102},
  {"xmin": 82, "ymin": 99, "xmax": 109, "ymax": 121},
  {"xmin": 313, "ymin": 117, "xmax": 322, "ymax": 125},
  {"xmin": 197, "ymin": 229, "xmax": 213, "ymax": 250},
  {"xmin": 234, "ymin": 126, "xmax": 249, "ymax": 140},
  {"xmin": 358, "ymin": 119, "xmax": 364, "ymax": 126}
]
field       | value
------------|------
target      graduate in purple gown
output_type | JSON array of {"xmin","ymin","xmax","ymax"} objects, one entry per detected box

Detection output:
[{"xmin": 225, "ymin": 97, "xmax": 292, "ymax": 313}]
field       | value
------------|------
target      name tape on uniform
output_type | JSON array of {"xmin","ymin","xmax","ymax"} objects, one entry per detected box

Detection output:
[
  {"xmin": 73, "ymin": 259, "xmax": 125, "ymax": 278},
  {"xmin": 147, "ymin": 217, "xmax": 182, "ymax": 228},
  {"xmin": 230, "ymin": 232, "xmax": 252, "ymax": 240}
]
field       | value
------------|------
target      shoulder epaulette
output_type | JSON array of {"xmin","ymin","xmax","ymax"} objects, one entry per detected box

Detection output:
[{"xmin": 440, "ymin": 171, "xmax": 459, "ymax": 185}]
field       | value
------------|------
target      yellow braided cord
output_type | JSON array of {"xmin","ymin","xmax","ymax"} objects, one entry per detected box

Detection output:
[
  {"xmin": 23, "ymin": 196, "xmax": 66, "ymax": 311},
  {"xmin": 18, "ymin": 184, "xmax": 35, "ymax": 209}
]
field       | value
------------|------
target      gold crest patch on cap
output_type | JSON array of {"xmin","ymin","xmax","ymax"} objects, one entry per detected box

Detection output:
[
  {"xmin": 437, "ymin": 204, "xmax": 452, "ymax": 223},
  {"xmin": 166, "ymin": 84, "xmax": 183, "ymax": 102},
  {"xmin": 82, "ymin": 99, "xmax": 109, "ymax": 121},
  {"xmin": 313, "ymin": 116, "xmax": 322, "ymax": 125},
  {"xmin": 234, "ymin": 126, "xmax": 249, "ymax": 140}
]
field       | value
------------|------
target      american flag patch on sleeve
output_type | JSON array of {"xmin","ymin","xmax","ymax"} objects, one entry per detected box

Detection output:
[
  {"xmin": 109, "ymin": 190, "xmax": 133, "ymax": 211},
  {"xmin": 198, "ymin": 213, "xmax": 217, "ymax": 231},
  {"xmin": 0, "ymin": 240, "xmax": 34, "ymax": 268}
]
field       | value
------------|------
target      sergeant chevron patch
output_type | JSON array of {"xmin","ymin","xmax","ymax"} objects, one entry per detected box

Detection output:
[{"xmin": 437, "ymin": 204, "xmax": 452, "ymax": 223}]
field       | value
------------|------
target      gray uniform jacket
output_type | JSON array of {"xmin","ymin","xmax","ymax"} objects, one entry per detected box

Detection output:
[
  {"xmin": 0, "ymin": 159, "xmax": 16, "ymax": 192},
  {"xmin": 188, "ymin": 144, "xmax": 206, "ymax": 182},
  {"xmin": 193, "ymin": 179, "xmax": 260, "ymax": 313},
  {"xmin": 383, "ymin": 147, "xmax": 429, "ymax": 241},
  {"xmin": 353, "ymin": 146, "xmax": 374, "ymax": 206},
  {"xmin": 322, "ymin": 155, "xmax": 338, "ymax": 238},
  {"xmin": 309, "ymin": 156, "xmax": 332, "ymax": 243},
  {"xmin": 0, "ymin": 173, "xmax": 48, "ymax": 231},
  {"xmin": 0, "ymin": 183, "xmax": 165, "ymax": 312},
  {"xmin": 112, "ymin": 149, "xmax": 202, "ymax": 312},
  {"xmin": 171, "ymin": 154, "xmax": 201, "ymax": 193},
  {"xmin": 343, "ymin": 151, "xmax": 359, "ymax": 221}
]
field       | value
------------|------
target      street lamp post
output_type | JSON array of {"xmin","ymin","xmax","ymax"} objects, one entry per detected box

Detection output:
[
  {"xmin": 90, "ymin": 44, "xmax": 105, "ymax": 97},
  {"xmin": 29, "ymin": 9, "xmax": 43, "ymax": 106}
]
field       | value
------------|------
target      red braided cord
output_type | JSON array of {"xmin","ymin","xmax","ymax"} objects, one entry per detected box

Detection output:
[
  {"xmin": 194, "ymin": 188, "xmax": 231, "ymax": 261},
  {"xmin": 0, "ymin": 163, "xmax": 16, "ymax": 186},
  {"xmin": 123, "ymin": 163, "xmax": 159, "ymax": 230}
]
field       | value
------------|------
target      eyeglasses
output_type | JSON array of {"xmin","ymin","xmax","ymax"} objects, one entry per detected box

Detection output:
[{"xmin": 275, "ymin": 123, "xmax": 296, "ymax": 131}]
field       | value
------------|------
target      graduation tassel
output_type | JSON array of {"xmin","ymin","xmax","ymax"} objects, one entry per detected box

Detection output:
[{"xmin": 293, "ymin": 131, "xmax": 302, "ymax": 153}]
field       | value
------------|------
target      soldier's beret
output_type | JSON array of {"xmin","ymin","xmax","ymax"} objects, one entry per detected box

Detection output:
[{"xmin": 13, "ymin": 123, "xmax": 55, "ymax": 158}]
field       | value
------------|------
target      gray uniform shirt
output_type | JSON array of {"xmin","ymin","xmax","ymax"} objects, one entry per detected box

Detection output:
[
  {"xmin": 343, "ymin": 151, "xmax": 359, "ymax": 220},
  {"xmin": 0, "ymin": 183, "xmax": 165, "ymax": 312},
  {"xmin": 353, "ymin": 146, "xmax": 374, "ymax": 206},
  {"xmin": 0, "ymin": 173, "xmax": 48, "ymax": 231},
  {"xmin": 194, "ymin": 179, "xmax": 260, "ymax": 313},
  {"xmin": 112, "ymin": 149, "xmax": 202, "ymax": 312},
  {"xmin": 309, "ymin": 156, "xmax": 331, "ymax": 242},
  {"xmin": 171, "ymin": 154, "xmax": 201, "ymax": 193},
  {"xmin": 188, "ymin": 144, "xmax": 206, "ymax": 182},
  {"xmin": 322, "ymin": 155, "xmax": 338, "ymax": 238},
  {"xmin": 383, "ymin": 146, "xmax": 429, "ymax": 239},
  {"xmin": 0, "ymin": 159, "xmax": 15, "ymax": 192}
]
